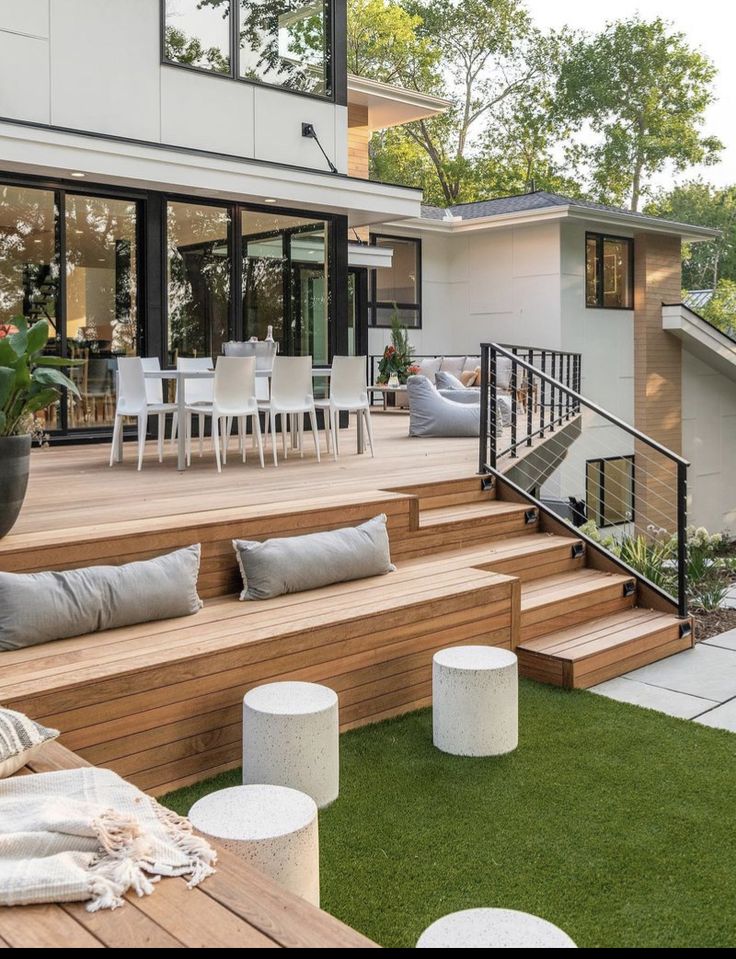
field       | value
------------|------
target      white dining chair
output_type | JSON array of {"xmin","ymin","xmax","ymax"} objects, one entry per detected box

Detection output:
[
  {"xmin": 170, "ymin": 357, "xmax": 215, "ymax": 459},
  {"xmin": 316, "ymin": 356, "xmax": 374, "ymax": 460},
  {"xmin": 263, "ymin": 356, "xmax": 320, "ymax": 466},
  {"xmin": 185, "ymin": 356, "xmax": 263, "ymax": 472},
  {"xmin": 140, "ymin": 356, "xmax": 176, "ymax": 463},
  {"xmin": 110, "ymin": 357, "xmax": 176, "ymax": 471}
]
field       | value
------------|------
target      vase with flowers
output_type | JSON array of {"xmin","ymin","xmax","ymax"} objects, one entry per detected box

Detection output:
[
  {"xmin": 0, "ymin": 316, "xmax": 82, "ymax": 537},
  {"xmin": 377, "ymin": 311, "xmax": 420, "ymax": 388}
]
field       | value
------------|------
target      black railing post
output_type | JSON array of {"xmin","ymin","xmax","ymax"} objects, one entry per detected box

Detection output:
[
  {"xmin": 677, "ymin": 460, "xmax": 688, "ymax": 619},
  {"xmin": 489, "ymin": 347, "xmax": 498, "ymax": 471},
  {"xmin": 479, "ymin": 345, "xmax": 490, "ymax": 473},
  {"xmin": 510, "ymin": 350, "xmax": 518, "ymax": 457},
  {"xmin": 540, "ymin": 351, "xmax": 547, "ymax": 435},
  {"xmin": 549, "ymin": 353, "xmax": 556, "ymax": 431},
  {"xmin": 526, "ymin": 364, "xmax": 533, "ymax": 447}
]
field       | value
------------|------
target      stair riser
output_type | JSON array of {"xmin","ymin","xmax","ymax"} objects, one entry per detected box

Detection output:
[
  {"xmin": 573, "ymin": 629, "xmax": 694, "ymax": 689},
  {"xmin": 479, "ymin": 552, "xmax": 584, "ymax": 583},
  {"xmin": 521, "ymin": 592, "xmax": 636, "ymax": 644},
  {"xmin": 395, "ymin": 518, "xmax": 539, "ymax": 559}
]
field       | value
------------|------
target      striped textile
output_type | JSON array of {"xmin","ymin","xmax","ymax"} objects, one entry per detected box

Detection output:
[{"xmin": 0, "ymin": 708, "xmax": 59, "ymax": 780}]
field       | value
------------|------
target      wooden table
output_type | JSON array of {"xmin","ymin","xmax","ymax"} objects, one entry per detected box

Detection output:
[
  {"xmin": 368, "ymin": 385, "xmax": 408, "ymax": 412},
  {"xmin": 0, "ymin": 742, "xmax": 377, "ymax": 949}
]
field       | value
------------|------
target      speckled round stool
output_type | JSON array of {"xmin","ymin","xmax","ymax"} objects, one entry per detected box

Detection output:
[
  {"xmin": 188, "ymin": 785, "xmax": 320, "ymax": 906},
  {"xmin": 243, "ymin": 681, "xmax": 339, "ymax": 809},
  {"xmin": 417, "ymin": 908, "xmax": 577, "ymax": 948},
  {"xmin": 433, "ymin": 646, "xmax": 518, "ymax": 756}
]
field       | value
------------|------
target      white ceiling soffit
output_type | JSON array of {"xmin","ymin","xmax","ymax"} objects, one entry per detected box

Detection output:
[
  {"xmin": 0, "ymin": 121, "xmax": 422, "ymax": 229},
  {"xmin": 348, "ymin": 242, "xmax": 393, "ymax": 269},
  {"xmin": 347, "ymin": 74, "xmax": 451, "ymax": 130},
  {"xmin": 663, "ymin": 304, "xmax": 736, "ymax": 381}
]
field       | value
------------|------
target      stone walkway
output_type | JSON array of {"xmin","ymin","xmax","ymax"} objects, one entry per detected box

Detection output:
[{"xmin": 591, "ymin": 629, "xmax": 736, "ymax": 731}]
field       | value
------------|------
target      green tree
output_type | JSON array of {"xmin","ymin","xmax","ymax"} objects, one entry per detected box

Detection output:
[
  {"xmin": 700, "ymin": 279, "xmax": 736, "ymax": 335},
  {"xmin": 164, "ymin": 24, "xmax": 230, "ymax": 74},
  {"xmin": 558, "ymin": 17, "xmax": 722, "ymax": 211},
  {"xmin": 646, "ymin": 182, "xmax": 736, "ymax": 290}
]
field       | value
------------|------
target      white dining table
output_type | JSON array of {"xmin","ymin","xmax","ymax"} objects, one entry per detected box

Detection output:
[{"xmin": 116, "ymin": 367, "xmax": 352, "ymax": 471}]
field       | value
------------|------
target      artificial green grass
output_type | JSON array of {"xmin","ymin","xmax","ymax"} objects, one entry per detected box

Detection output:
[{"xmin": 162, "ymin": 681, "xmax": 736, "ymax": 948}]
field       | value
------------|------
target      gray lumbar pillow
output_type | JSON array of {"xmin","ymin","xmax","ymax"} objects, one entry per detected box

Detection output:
[
  {"xmin": 233, "ymin": 515, "xmax": 395, "ymax": 601},
  {"xmin": 435, "ymin": 369, "xmax": 467, "ymax": 391},
  {"xmin": 0, "ymin": 545, "xmax": 203, "ymax": 652}
]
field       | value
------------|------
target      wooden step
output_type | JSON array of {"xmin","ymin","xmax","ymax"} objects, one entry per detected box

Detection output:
[
  {"xmin": 520, "ymin": 569, "xmax": 636, "ymax": 644},
  {"xmin": 394, "ymin": 501, "xmax": 540, "ymax": 559},
  {"xmin": 387, "ymin": 476, "xmax": 495, "ymax": 511},
  {"xmin": 518, "ymin": 608, "xmax": 692, "ymax": 688}
]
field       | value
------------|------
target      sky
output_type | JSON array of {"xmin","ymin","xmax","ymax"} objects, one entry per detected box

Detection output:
[{"xmin": 525, "ymin": 0, "xmax": 736, "ymax": 190}]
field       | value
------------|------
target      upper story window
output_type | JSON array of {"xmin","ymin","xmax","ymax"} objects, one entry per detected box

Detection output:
[
  {"xmin": 586, "ymin": 232, "xmax": 634, "ymax": 310},
  {"xmin": 370, "ymin": 235, "xmax": 422, "ymax": 329},
  {"xmin": 163, "ymin": 1, "xmax": 333, "ymax": 99}
]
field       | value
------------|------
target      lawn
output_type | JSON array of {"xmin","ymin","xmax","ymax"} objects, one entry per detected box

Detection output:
[{"xmin": 163, "ymin": 680, "xmax": 736, "ymax": 948}]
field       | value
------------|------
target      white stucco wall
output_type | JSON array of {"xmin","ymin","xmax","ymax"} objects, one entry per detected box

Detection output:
[
  {"xmin": 682, "ymin": 350, "xmax": 736, "ymax": 534},
  {"xmin": 0, "ymin": 0, "xmax": 347, "ymax": 174}
]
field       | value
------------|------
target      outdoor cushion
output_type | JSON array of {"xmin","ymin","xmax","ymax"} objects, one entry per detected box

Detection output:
[
  {"xmin": 416, "ymin": 357, "xmax": 442, "ymax": 384},
  {"xmin": 460, "ymin": 369, "xmax": 479, "ymax": 387},
  {"xmin": 435, "ymin": 370, "xmax": 467, "ymax": 391},
  {"xmin": 0, "ymin": 545, "xmax": 203, "ymax": 651},
  {"xmin": 0, "ymin": 707, "xmax": 59, "ymax": 779},
  {"xmin": 439, "ymin": 356, "xmax": 466, "ymax": 380},
  {"xmin": 439, "ymin": 388, "xmax": 480, "ymax": 404},
  {"xmin": 463, "ymin": 356, "xmax": 481, "ymax": 373},
  {"xmin": 407, "ymin": 376, "xmax": 480, "ymax": 438},
  {"xmin": 233, "ymin": 515, "xmax": 395, "ymax": 601}
]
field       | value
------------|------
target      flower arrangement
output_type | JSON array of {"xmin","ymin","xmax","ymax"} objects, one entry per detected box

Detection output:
[
  {"xmin": 377, "ymin": 312, "xmax": 417, "ymax": 385},
  {"xmin": 0, "ymin": 316, "xmax": 81, "ymax": 437}
]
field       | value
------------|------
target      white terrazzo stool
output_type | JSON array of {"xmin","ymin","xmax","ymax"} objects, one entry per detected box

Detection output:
[
  {"xmin": 433, "ymin": 645, "xmax": 518, "ymax": 756},
  {"xmin": 243, "ymin": 681, "xmax": 339, "ymax": 809},
  {"xmin": 417, "ymin": 908, "xmax": 577, "ymax": 948},
  {"xmin": 188, "ymin": 785, "xmax": 320, "ymax": 906}
]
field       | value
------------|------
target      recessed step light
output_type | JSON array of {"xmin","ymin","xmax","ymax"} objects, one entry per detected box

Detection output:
[
  {"xmin": 70, "ymin": 172, "xmax": 86, "ymax": 178},
  {"xmin": 623, "ymin": 581, "xmax": 637, "ymax": 598},
  {"xmin": 524, "ymin": 509, "xmax": 537, "ymax": 525}
]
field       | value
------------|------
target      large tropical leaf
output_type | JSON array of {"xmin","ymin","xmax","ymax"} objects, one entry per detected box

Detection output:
[
  {"xmin": 0, "ymin": 340, "xmax": 19, "ymax": 367},
  {"xmin": 7, "ymin": 326, "xmax": 28, "ymax": 356},
  {"xmin": 0, "ymin": 366, "xmax": 15, "ymax": 407},
  {"xmin": 22, "ymin": 389, "xmax": 58, "ymax": 416},
  {"xmin": 26, "ymin": 319, "xmax": 50, "ymax": 355},
  {"xmin": 32, "ymin": 367, "xmax": 80, "ymax": 397}
]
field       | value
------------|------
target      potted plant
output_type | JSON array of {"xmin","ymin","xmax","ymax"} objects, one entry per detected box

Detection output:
[
  {"xmin": 377, "ymin": 313, "xmax": 420, "ymax": 406},
  {"xmin": 0, "ymin": 316, "xmax": 81, "ymax": 537}
]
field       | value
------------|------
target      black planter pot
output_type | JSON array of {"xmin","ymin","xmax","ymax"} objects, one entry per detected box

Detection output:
[{"xmin": 0, "ymin": 434, "xmax": 31, "ymax": 538}]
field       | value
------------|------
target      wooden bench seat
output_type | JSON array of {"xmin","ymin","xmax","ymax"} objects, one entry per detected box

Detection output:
[
  {"xmin": 0, "ymin": 741, "xmax": 376, "ymax": 949},
  {"xmin": 1, "ymin": 565, "xmax": 515, "ymax": 795}
]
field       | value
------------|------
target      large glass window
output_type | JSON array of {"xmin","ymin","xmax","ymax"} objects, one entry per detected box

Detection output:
[
  {"xmin": 65, "ymin": 195, "xmax": 139, "ymax": 429},
  {"xmin": 240, "ymin": 1, "xmax": 331, "ymax": 96},
  {"xmin": 164, "ymin": 0, "xmax": 232, "ymax": 74},
  {"xmin": 586, "ymin": 233, "xmax": 633, "ymax": 309},
  {"xmin": 242, "ymin": 210, "xmax": 329, "ymax": 363},
  {"xmin": 370, "ymin": 234, "xmax": 421, "ymax": 329},
  {"xmin": 167, "ymin": 201, "xmax": 231, "ymax": 361},
  {"xmin": 0, "ymin": 185, "xmax": 59, "ymax": 430},
  {"xmin": 586, "ymin": 455, "xmax": 635, "ymax": 527}
]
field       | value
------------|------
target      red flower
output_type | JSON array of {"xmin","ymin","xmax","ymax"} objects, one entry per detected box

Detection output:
[
  {"xmin": 385, "ymin": 345, "xmax": 396, "ymax": 356},
  {"xmin": 0, "ymin": 323, "xmax": 19, "ymax": 339}
]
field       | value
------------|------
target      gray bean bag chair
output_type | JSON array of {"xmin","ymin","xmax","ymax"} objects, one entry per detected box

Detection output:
[{"xmin": 407, "ymin": 376, "xmax": 481, "ymax": 437}]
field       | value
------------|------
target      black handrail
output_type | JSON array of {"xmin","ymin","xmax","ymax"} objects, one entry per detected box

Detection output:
[{"xmin": 478, "ymin": 343, "xmax": 690, "ymax": 619}]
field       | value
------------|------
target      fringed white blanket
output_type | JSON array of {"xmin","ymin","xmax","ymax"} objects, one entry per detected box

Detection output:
[{"xmin": 0, "ymin": 767, "xmax": 217, "ymax": 912}]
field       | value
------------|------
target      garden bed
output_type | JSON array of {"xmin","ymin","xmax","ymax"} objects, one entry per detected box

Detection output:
[
  {"xmin": 694, "ymin": 608, "xmax": 736, "ymax": 642},
  {"xmin": 163, "ymin": 681, "xmax": 736, "ymax": 949}
]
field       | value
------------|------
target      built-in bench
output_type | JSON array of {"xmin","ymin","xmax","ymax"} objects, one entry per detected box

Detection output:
[
  {"xmin": 0, "ymin": 741, "xmax": 377, "ymax": 949},
  {"xmin": 0, "ymin": 487, "xmax": 516, "ymax": 794}
]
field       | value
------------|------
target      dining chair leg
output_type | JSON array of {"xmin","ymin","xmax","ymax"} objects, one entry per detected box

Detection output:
[
  {"xmin": 308, "ymin": 408, "xmax": 321, "ymax": 463},
  {"xmin": 363, "ymin": 407, "xmax": 375, "ymax": 458},
  {"xmin": 270, "ymin": 411, "xmax": 279, "ymax": 466},
  {"xmin": 282, "ymin": 413, "xmax": 289, "ymax": 460},
  {"xmin": 238, "ymin": 417, "xmax": 246, "ymax": 463},
  {"xmin": 298, "ymin": 413, "xmax": 305, "ymax": 459},
  {"xmin": 198, "ymin": 413, "xmax": 205, "ymax": 458},
  {"xmin": 109, "ymin": 414, "xmax": 122, "ymax": 467},
  {"xmin": 186, "ymin": 412, "xmax": 192, "ymax": 467},
  {"xmin": 170, "ymin": 412, "xmax": 178, "ymax": 451},
  {"xmin": 221, "ymin": 417, "xmax": 229, "ymax": 466},
  {"xmin": 137, "ymin": 414, "xmax": 147, "ymax": 472},
  {"xmin": 212, "ymin": 415, "xmax": 222, "ymax": 473},
  {"xmin": 253, "ymin": 414, "xmax": 265, "ymax": 469},
  {"xmin": 330, "ymin": 408, "xmax": 338, "ymax": 462},
  {"xmin": 157, "ymin": 413, "xmax": 165, "ymax": 463}
]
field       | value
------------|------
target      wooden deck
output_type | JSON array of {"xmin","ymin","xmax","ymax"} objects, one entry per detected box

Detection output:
[{"xmin": 0, "ymin": 742, "xmax": 376, "ymax": 949}]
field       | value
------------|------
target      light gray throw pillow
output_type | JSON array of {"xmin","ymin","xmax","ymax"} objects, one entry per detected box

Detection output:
[
  {"xmin": 233, "ymin": 515, "xmax": 395, "ymax": 601},
  {"xmin": 0, "ymin": 708, "xmax": 59, "ymax": 779},
  {"xmin": 0, "ymin": 545, "xmax": 203, "ymax": 652},
  {"xmin": 435, "ymin": 370, "xmax": 467, "ymax": 391}
]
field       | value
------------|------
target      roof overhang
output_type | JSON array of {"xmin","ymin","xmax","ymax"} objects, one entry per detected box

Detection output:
[
  {"xmin": 347, "ymin": 74, "xmax": 451, "ymax": 130},
  {"xmin": 388, "ymin": 204, "xmax": 721, "ymax": 242},
  {"xmin": 348, "ymin": 242, "xmax": 393, "ymax": 269},
  {"xmin": 0, "ymin": 120, "xmax": 422, "ymax": 228},
  {"xmin": 663, "ymin": 304, "xmax": 736, "ymax": 381}
]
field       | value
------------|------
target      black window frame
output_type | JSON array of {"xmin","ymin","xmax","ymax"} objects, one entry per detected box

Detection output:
[
  {"xmin": 160, "ymin": 0, "xmax": 340, "ymax": 105},
  {"xmin": 586, "ymin": 454, "xmax": 636, "ymax": 528},
  {"xmin": 368, "ymin": 233, "xmax": 422, "ymax": 330},
  {"xmin": 585, "ymin": 232, "xmax": 634, "ymax": 311}
]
